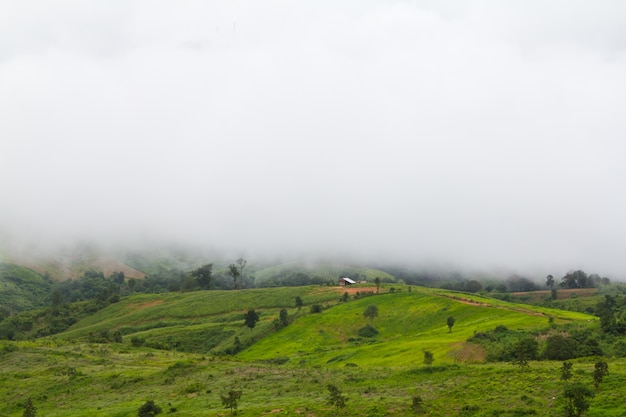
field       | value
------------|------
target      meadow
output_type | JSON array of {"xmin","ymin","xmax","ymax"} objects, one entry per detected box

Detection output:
[{"xmin": 1, "ymin": 284, "xmax": 623, "ymax": 416}]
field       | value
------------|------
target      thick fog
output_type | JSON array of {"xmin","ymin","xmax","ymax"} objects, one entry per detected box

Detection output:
[{"xmin": 1, "ymin": 1, "xmax": 626, "ymax": 276}]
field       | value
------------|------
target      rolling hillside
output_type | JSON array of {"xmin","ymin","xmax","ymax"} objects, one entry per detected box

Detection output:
[
  {"xmin": 238, "ymin": 287, "xmax": 595, "ymax": 367},
  {"xmin": 2, "ymin": 284, "xmax": 620, "ymax": 417},
  {"xmin": 55, "ymin": 285, "xmax": 595, "ymax": 365}
]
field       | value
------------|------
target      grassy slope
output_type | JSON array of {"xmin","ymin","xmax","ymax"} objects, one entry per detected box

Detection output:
[
  {"xmin": 3, "ymin": 340, "xmax": 625, "ymax": 417},
  {"xmin": 0, "ymin": 263, "xmax": 50, "ymax": 313},
  {"xmin": 1, "ymin": 285, "xmax": 620, "ymax": 417},
  {"xmin": 56, "ymin": 285, "xmax": 595, "ymax": 366},
  {"xmin": 55, "ymin": 286, "xmax": 344, "ymax": 353},
  {"xmin": 238, "ymin": 288, "xmax": 595, "ymax": 367}
]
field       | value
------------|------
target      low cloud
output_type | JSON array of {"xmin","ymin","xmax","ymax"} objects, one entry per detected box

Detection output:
[{"xmin": 1, "ymin": 1, "xmax": 626, "ymax": 277}]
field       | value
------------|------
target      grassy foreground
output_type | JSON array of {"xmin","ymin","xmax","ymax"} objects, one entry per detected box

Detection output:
[
  {"xmin": 2, "ymin": 340, "xmax": 626, "ymax": 417},
  {"xmin": 1, "ymin": 285, "xmax": 623, "ymax": 416}
]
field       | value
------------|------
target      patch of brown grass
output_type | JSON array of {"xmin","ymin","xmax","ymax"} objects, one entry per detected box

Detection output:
[
  {"xmin": 132, "ymin": 300, "xmax": 164, "ymax": 311},
  {"xmin": 511, "ymin": 287, "xmax": 598, "ymax": 301},
  {"xmin": 451, "ymin": 342, "xmax": 486, "ymax": 364}
]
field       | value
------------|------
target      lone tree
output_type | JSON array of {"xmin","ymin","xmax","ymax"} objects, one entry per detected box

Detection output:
[
  {"xmin": 375, "ymin": 277, "xmax": 381, "ymax": 294},
  {"xmin": 563, "ymin": 383, "xmax": 594, "ymax": 417},
  {"xmin": 561, "ymin": 361, "xmax": 573, "ymax": 381},
  {"xmin": 279, "ymin": 308, "xmax": 289, "ymax": 327},
  {"xmin": 221, "ymin": 389, "xmax": 242, "ymax": 415},
  {"xmin": 546, "ymin": 274, "xmax": 555, "ymax": 288},
  {"xmin": 326, "ymin": 384, "xmax": 347, "ymax": 410},
  {"xmin": 295, "ymin": 296, "xmax": 303, "ymax": 310},
  {"xmin": 512, "ymin": 338, "xmax": 538, "ymax": 371},
  {"xmin": 191, "ymin": 263, "xmax": 213, "ymax": 290},
  {"xmin": 423, "ymin": 350, "xmax": 434, "ymax": 366},
  {"xmin": 138, "ymin": 400, "xmax": 162, "ymax": 417},
  {"xmin": 244, "ymin": 309, "xmax": 260, "ymax": 329},
  {"xmin": 593, "ymin": 361, "xmax": 609, "ymax": 389},
  {"xmin": 363, "ymin": 305, "xmax": 379, "ymax": 323},
  {"xmin": 236, "ymin": 258, "xmax": 247, "ymax": 288},
  {"xmin": 228, "ymin": 264, "xmax": 241, "ymax": 290},
  {"xmin": 446, "ymin": 316, "xmax": 455, "ymax": 333},
  {"xmin": 22, "ymin": 398, "xmax": 37, "ymax": 417}
]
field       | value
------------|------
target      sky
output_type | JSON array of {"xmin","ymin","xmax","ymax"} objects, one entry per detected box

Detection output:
[{"xmin": 1, "ymin": 0, "xmax": 626, "ymax": 277}]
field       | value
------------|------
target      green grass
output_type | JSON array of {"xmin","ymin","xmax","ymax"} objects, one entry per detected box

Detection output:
[
  {"xmin": 0, "ymin": 263, "xmax": 51, "ymax": 313},
  {"xmin": 238, "ymin": 288, "xmax": 595, "ymax": 367},
  {"xmin": 1, "ymin": 284, "xmax": 616, "ymax": 417},
  {"xmin": 2, "ymin": 339, "xmax": 625, "ymax": 416},
  {"xmin": 54, "ymin": 286, "xmax": 344, "ymax": 353}
]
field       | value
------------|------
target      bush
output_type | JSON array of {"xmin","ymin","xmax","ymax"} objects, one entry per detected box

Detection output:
[
  {"xmin": 22, "ymin": 397, "xmax": 37, "ymax": 417},
  {"xmin": 310, "ymin": 304, "xmax": 322, "ymax": 313},
  {"xmin": 131, "ymin": 336, "xmax": 145, "ymax": 347},
  {"xmin": 358, "ymin": 325, "xmax": 379, "ymax": 338},
  {"xmin": 138, "ymin": 400, "xmax": 162, "ymax": 417},
  {"xmin": 543, "ymin": 335, "xmax": 579, "ymax": 360}
]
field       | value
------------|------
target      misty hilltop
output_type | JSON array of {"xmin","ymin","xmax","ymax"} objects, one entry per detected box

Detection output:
[{"xmin": 2, "ymin": 1, "xmax": 626, "ymax": 276}]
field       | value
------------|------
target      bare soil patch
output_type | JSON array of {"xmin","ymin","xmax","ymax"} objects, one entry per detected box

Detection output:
[{"xmin": 132, "ymin": 300, "xmax": 164, "ymax": 311}]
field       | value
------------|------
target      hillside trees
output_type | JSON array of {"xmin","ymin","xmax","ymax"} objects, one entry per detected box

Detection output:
[
  {"xmin": 191, "ymin": 263, "xmax": 213, "ymax": 290},
  {"xmin": 560, "ymin": 270, "xmax": 603, "ymax": 289},
  {"xmin": 506, "ymin": 276, "xmax": 539, "ymax": 292},
  {"xmin": 228, "ymin": 258, "xmax": 247, "ymax": 290},
  {"xmin": 228, "ymin": 264, "xmax": 240, "ymax": 290},
  {"xmin": 595, "ymin": 295, "xmax": 626, "ymax": 335},
  {"xmin": 465, "ymin": 280, "xmax": 483, "ymax": 293},
  {"xmin": 236, "ymin": 258, "xmax": 247, "ymax": 288}
]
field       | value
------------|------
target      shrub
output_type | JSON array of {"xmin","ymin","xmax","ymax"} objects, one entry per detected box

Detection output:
[
  {"xmin": 131, "ymin": 336, "xmax": 145, "ymax": 347},
  {"xmin": 138, "ymin": 400, "xmax": 162, "ymax": 417},
  {"xmin": 326, "ymin": 384, "xmax": 347, "ymax": 410},
  {"xmin": 543, "ymin": 335, "xmax": 578, "ymax": 360},
  {"xmin": 357, "ymin": 325, "xmax": 379, "ymax": 338},
  {"xmin": 310, "ymin": 304, "xmax": 322, "ymax": 313},
  {"xmin": 22, "ymin": 397, "xmax": 37, "ymax": 417},
  {"xmin": 221, "ymin": 389, "xmax": 242, "ymax": 415},
  {"xmin": 411, "ymin": 394, "xmax": 425, "ymax": 414}
]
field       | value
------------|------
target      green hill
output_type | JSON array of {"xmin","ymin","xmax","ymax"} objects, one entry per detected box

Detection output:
[
  {"xmin": 2, "ymin": 284, "xmax": 622, "ymax": 417},
  {"xmin": 55, "ymin": 285, "xmax": 595, "ymax": 366},
  {"xmin": 55, "ymin": 286, "xmax": 345, "ymax": 354},
  {"xmin": 238, "ymin": 287, "xmax": 595, "ymax": 367},
  {"xmin": 251, "ymin": 262, "xmax": 396, "ymax": 286}
]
